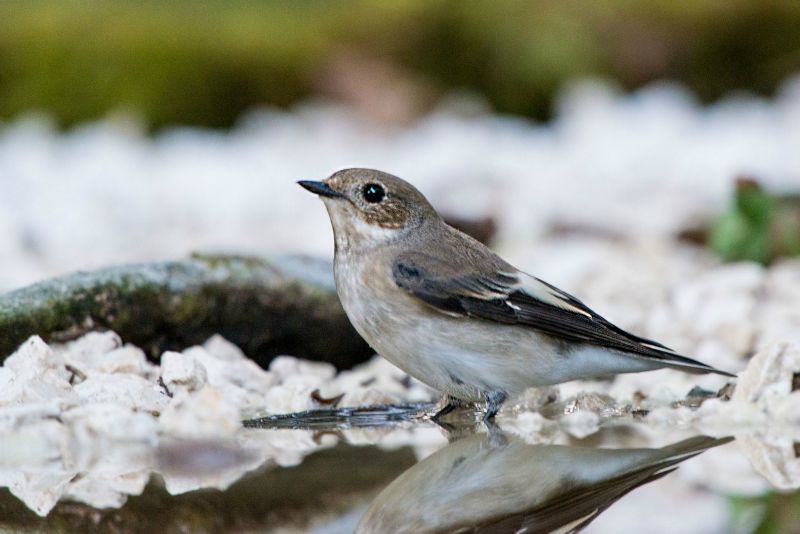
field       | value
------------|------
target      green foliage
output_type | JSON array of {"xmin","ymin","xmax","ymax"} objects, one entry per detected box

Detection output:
[
  {"xmin": 1, "ymin": 0, "xmax": 800, "ymax": 129},
  {"xmin": 728, "ymin": 491, "xmax": 800, "ymax": 534},
  {"xmin": 0, "ymin": 1, "xmax": 337, "ymax": 128},
  {"xmin": 710, "ymin": 180, "xmax": 800, "ymax": 264}
]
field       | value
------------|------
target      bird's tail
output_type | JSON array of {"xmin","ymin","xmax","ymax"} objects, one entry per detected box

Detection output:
[
  {"xmin": 657, "ymin": 352, "xmax": 738, "ymax": 378},
  {"xmin": 655, "ymin": 435, "xmax": 734, "ymax": 461},
  {"xmin": 614, "ymin": 326, "xmax": 738, "ymax": 378}
]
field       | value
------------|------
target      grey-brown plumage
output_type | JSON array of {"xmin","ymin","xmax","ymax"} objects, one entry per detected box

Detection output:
[{"xmin": 299, "ymin": 168, "xmax": 735, "ymax": 420}]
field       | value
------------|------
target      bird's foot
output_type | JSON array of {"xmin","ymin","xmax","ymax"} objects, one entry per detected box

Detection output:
[
  {"xmin": 483, "ymin": 391, "xmax": 507, "ymax": 424},
  {"xmin": 485, "ymin": 420, "xmax": 509, "ymax": 448}
]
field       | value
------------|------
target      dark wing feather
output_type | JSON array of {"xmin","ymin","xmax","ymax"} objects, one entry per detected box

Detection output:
[
  {"xmin": 392, "ymin": 251, "xmax": 734, "ymax": 376},
  {"xmin": 475, "ymin": 436, "xmax": 732, "ymax": 534},
  {"xmin": 475, "ymin": 467, "xmax": 678, "ymax": 534},
  {"xmin": 534, "ymin": 277, "xmax": 675, "ymax": 352}
]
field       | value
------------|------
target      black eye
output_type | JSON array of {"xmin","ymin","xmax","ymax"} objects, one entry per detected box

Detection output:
[{"xmin": 362, "ymin": 183, "xmax": 385, "ymax": 203}]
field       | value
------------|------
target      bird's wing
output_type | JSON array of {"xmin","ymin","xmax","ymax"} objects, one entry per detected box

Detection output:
[
  {"xmin": 477, "ymin": 436, "xmax": 732, "ymax": 534},
  {"xmin": 392, "ymin": 251, "xmax": 734, "ymax": 376}
]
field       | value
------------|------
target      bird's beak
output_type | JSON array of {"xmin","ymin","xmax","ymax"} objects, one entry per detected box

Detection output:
[{"xmin": 297, "ymin": 180, "xmax": 344, "ymax": 199}]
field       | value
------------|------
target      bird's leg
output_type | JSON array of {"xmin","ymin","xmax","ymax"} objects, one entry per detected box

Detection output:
[
  {"xmin": 483, "ymin": 391, "xmax": 507, "ymax": 423},
  {"xmin": 485, "ymin": 420, "xmax": 509, "ymax": 448},
  {"xmin": 431, "ymin": 395, "xmax": 464, "ymax": 422}
]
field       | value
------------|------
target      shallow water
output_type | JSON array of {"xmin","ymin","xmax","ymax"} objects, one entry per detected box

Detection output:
[{"xmin": 1, "ymin": 405, "xmax": 797, "ymax": 534}]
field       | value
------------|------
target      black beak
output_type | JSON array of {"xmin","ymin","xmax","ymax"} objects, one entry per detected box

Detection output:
[{"xmin": 297, "ymin": 180, "xmax": 343, "ymax": 199}]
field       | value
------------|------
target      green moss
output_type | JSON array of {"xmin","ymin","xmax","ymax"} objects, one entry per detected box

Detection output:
[
  {"xmin": 709, "ymin": 180, "xmax": 800, "ymax": 265},
  {"xmin": 728, "ymin": 491, "xmax": 800, "ymax": 534},
  {"xmin": 0, "ymin": 255, "xmax": 372, "ymax": 369},
  {"xmin": 1, "ymin": 0, "xmax": 799, "ymax": 129}
]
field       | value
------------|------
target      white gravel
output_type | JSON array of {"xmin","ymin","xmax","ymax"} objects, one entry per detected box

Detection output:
[
  {"xmin": 0, "ymin": 332, "xmax": 438, "ymax": 515},
  {"xmin": 1, "ymin": 78, "xmax": 799, "ymax": 291},
  {"xmin": 0, "ymin": 329, "xmax": 796, "ymax": 517}
]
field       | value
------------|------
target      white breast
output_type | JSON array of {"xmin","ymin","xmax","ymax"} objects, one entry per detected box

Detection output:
[{"xmin": 333, "ymin": 248, "xmax": 551, "ymax": 401}]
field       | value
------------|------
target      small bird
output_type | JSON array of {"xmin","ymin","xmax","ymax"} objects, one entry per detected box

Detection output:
[
  {"xmin": 357, "ymin": 432, "xmax": 731, "ymax": 533},
  {"xmin": 299, "ymin": 169, "xmax": 735, "ymax": 421}
]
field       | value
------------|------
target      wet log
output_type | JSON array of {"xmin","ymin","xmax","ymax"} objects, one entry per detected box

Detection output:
[{"xmin": 0, "ymin": 254, "xmax": 373, "ymax": 369}]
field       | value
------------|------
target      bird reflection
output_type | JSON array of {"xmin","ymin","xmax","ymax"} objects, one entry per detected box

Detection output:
[{"xmin": 357, "ymin": 431, "xmax": 732, "ymax": 534}]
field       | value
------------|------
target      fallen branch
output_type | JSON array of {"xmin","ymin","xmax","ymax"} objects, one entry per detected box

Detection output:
[{"xmin": 0, "ymin": 253, "xmax": 372, "ymax": 369}]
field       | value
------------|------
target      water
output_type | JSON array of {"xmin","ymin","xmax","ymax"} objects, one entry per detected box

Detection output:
[
  {"xmin": 355, "ymin": 432, "xmax": 732, "ymax": 533},
  {"xmin": 1, "ymin": 405, "xmax": 797, "ymax": 533}
]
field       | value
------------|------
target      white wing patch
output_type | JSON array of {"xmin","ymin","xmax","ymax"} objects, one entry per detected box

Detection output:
[
  {"xmin": 639, "ymin": 340, "xmax": 679, "ymax": 353},
  {"xmin": 514, "ymin": 273, "xmax": 593, "ymax": 318}
]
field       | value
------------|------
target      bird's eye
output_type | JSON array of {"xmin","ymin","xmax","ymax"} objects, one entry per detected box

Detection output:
[{"xmin": 362, "ymin": 183, "xmax": 385, "ymax": 203}]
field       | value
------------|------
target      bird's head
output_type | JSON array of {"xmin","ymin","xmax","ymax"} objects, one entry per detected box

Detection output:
[{"xmin": 299, "ymin": 168, "xmax": 438, "ymax": 251}]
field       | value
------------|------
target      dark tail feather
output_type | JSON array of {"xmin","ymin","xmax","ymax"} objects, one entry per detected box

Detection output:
[
  {"xmin": 658, "ymin": 435, "xmax": 734, "ymax": 458},
  {"xmin": 610, "ymin": 320, "xmax": 738, "ymax": 378},
  {"xmin": 657, "ymin": 352, "xmax": 737, "ymax": 378}
]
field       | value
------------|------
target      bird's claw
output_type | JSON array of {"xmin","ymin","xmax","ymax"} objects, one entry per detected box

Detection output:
[{"xmin": 483, "ymin": 391, "xmax": 507, "ymax": 423}]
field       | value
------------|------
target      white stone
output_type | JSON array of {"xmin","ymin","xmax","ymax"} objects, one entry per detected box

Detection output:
[
  {"xmin": 694, "ymin": 398, "xmax": 768, "ymax": 433},
  {"xmin": 73, "ymin": 372, "xmax": 168, "ymax": 414},
  {"xmin": 203, "ymin": 335, "xmax": 248, "ymax": 362},
  {"xmin": 333, "ymin": 356, "xmax": 433, "ymax": 403},
  {"xmin": 9, "ymin": 471, "xmax": 76, "ymax": 517},
  {"xmin": 260, "ymin": 384, "xmax": 316, "ymax": 415},
  {"xmin": 158, "ymin": 385, "xmax": 241, "ymax": 438},
  {"xmin": 2, "ymin": 336, "xmax": 75, "ymax": 406},
  {"xmin": 736, "ymin": 434, "xmax": 800, "ymax": 491},
  {"xmin": 5, "ymin": 336, "xmax": 66, "ymax": 376},
  {"xmin": 157, "ymin": 439, "xmax": 261, "ymax": 495},
  {"xmin": 0, "ymin": 367, "xmax": 17, "ymax": 405},
  {"xmin": 340, "ymin": 388, "xmax": 401, "ymax": 408},
  {"xmin": 269, "ymin": 355, "xmax": 336, "ymax": 382},
  {"xmin": 62, "ymin": 403, "xmax": 158, "ymax": 444},
  {"xmin": 734, "ymin": 341, "xmax": 800, "ymax": 402},
  {"xmin": 94, "ymin": 345, "xmax": 154, "ymax": 377},
  {"xmin": 500, "ymin": 412, "xmax": 564, "ymax": 445},
  {"xmin": 560, "ymin": 410, "xmax": 600, "ymax": 439},
  {"xmin": 64, "ymin": 474, "xmax": 143, "ymax": 509},
  {"xmin": 160, "ymin": 350, "xmax": 208, "ymax": 392},
  {"xmin": 768, "ymin": 392, "xmax": 800, "ymax": 427},
  {"xmin": 0, "ymin": 402, "xmax": 64, "ymax": 432},
  {"xmin": 0, "ymin": 420, "xmax": 66, "ymax": 469},
  {"xmin": 59, "ymin": 331, "xmax": 123, "ymax": 374},
  {"xmin": 184, "ymin": 344, "xmax": 275, "ymax": 398}
]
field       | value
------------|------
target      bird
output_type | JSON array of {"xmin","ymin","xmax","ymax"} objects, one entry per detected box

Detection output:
[
  {"xmin": 356, "ymin": 431, "xmax": 732, "ymax": 534},
  {"xmin": 298, "ymin": 168, "xmax": 735, "ymax": 422}
]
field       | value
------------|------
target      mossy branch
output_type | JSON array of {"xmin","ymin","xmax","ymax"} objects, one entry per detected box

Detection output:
[{"xmin": 0, "ymin": 254, "xmax": 372, "ymax": 369}]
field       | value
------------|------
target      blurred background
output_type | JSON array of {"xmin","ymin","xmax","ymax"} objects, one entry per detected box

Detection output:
[
  {"xmin": 4, "ymin": 0, "xmax": 800, "ymax": 128},
  {"xmin": 1, "ymin": 0, "xmax": 799, "ymax": 291},
  {"xmin": 1, "ymin": 2, "xmax": 800, "ymax": 532}
]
